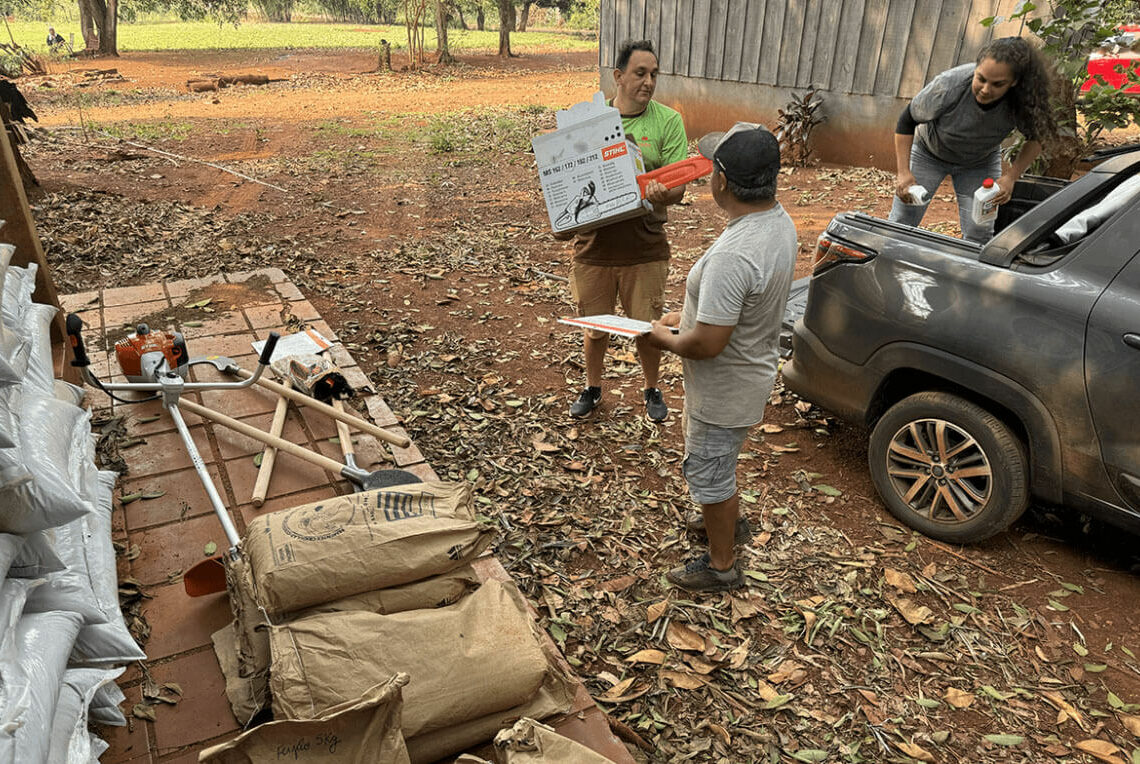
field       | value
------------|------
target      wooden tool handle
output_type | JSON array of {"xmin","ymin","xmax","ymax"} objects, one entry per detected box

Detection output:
[
  {"xmin": 179, "ymin": 398, "xmax": 349, "ymax": 477},
  {"xmin": 331, "ymin": 399, "xmax": 354, "ymax": 462},
  {"xmin": 234, "ymin": 368, "xmax": 411, "ymax": 449},
  {"xmin": 251, "ymin": 381, "xmax": 290, "ymax": 506}
]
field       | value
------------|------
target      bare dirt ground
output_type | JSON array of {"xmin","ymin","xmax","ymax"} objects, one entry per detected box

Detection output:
[{"xmin": 18, "ymin": 47, "xmax": 1140, "ymax": 763}]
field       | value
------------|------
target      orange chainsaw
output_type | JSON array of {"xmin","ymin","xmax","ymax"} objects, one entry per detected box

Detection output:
[{"xmin": 114, "ymin": 324, "xmax": 189, "ymax": 383}]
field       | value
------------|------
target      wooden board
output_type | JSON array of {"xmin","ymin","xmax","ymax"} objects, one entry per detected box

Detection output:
[
  {"xmin": 757, "ymin": 0, "xmax": 786, "ymax": 85},
  {"xmin": 674, "ymin": 0, "xmax": 695, "ymax": 77},
  {"xmin": 688, "ymin": 0, "xmax": 712, "ymax": 79},
  {"xmin": 796, "ymin": 0, "xmax": 825, "ymax": 89},
  {"xmin": 924, "ymin": 0, "xmax": 969, "ymax": 82},
  {"xmin": 830, "ymin": 0, "xmax": 866, "ymax": 93},
  {"xmin": 851, "ymin": 0, "xmax": 889, "ymax": 94},
  {"xmin": 720, "ymin": 0, "xmax": 749, "ymax": 82},
  {"xmin": 811, "ymin": 0, "xmax": 845, "ymax": 90},
  {"xmin": 776, "ymin": 0, "xmax": 807, "ymax": 86},
  {"xmin": 874, "ymin": 0, "xmax": 919, "ymax": 96},
  {"xmin": 897, "ymin": 0, "xmax": 945, "ymax": 96},
  {"xmin": 704, "ymin": 0, "xmax": 730, "ymax": 80},
  {"xmin": 738, "ymin": 0, "xmax": 768, "ymax": 84},
  {"xmin": 600, "ymin": 0, "xmax": 617, "ymax": 68}
]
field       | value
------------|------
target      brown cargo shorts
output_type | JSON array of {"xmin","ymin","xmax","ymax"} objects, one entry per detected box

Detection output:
[{"xmin": 570, "ymin": 260, "xmax": 669, "ymax": 340}]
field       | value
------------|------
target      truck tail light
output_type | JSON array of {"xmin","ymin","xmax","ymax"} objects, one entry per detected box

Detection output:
[{"xmin": 813, "ymin": 236, "xmax": 876, "ymax": 274}]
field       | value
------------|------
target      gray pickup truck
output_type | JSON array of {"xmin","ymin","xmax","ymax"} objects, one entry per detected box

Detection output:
[{"xmin": 782, "ymin": 149, "xmax": 1140, "ymax": 543}]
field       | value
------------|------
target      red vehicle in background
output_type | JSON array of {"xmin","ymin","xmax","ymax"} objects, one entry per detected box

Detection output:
[{"xmin": 1083, "ymin": 25, "xmax": 1140, "ymax": 95}]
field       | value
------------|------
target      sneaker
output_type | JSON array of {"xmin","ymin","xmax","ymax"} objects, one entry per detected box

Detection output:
[
  {"xmin": 684, "ymin": 512, "xmax": 753, "ymax": 545},
  {"xmin": 644, "ymin": 387, "xmax": 668, "ymax": 422},
  {"xmin": 570, "ymin": 386, "xmax": 602, "ymax": 418},
  {"xmin": 666, "ymin": 553, "xmax": 743, "ymax": 592}
]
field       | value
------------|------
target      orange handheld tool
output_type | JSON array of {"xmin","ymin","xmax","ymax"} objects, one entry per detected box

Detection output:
[{"xmin": 636, "ymin": 156, "xmax": 713, "ymax": 198}]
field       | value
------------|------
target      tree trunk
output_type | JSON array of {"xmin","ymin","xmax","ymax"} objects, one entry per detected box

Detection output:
[
  {"xmin": 497, "ymin": 0, "xmax": 512, "ymax": 56},
  {"xmin": 507, "ymin": 1, "xmax": 516, "ymax": 31},
  {"xmin": 1042, "ymin": 87, "xmax": 1082, "ymax": 179},
  {"xmin": 78, "ymin": 0, "xmax": 96, "ymax": 50},
  {"xmin": 435, "ymin": 0, "xmax": 454, "ymax": 63},
  {"xmin": 518, "ymin": 1, "xmax": 530, "ymax": 32},
  {"xmin": 455, "ymin": 6, "xmax": 466, "ymax": 29},
  {"xmin": 99, "ymin": 0, "xmax": 118, "ymax": 56},
  {"xmin": 477, "ymin": 6, "xmax": 484, "ymax": 31}
]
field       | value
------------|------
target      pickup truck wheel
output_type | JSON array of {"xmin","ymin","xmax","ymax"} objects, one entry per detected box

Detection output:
[{"xmin": 869, "ymin": 392, "xmax": 1028, "ymax": 543}]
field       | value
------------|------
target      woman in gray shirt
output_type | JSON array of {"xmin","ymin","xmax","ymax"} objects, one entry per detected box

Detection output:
[{"xmin": 889, "ymin": 36, "xmax": 1057, "ymax": 242}]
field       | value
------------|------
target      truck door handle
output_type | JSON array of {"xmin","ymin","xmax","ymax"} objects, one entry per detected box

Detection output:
[{"xmin": 1125, "ymin": 334, "xmax": 1140, "ymax": 350}]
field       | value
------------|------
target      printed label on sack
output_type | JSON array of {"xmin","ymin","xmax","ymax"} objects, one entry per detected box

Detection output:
[{"xmin": 281, "ymin": 504, "xmax": 354, "ymax": 541}]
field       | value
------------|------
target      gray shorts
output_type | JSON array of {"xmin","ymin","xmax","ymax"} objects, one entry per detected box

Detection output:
[{"xmin": 682, "ymin": 413, "xmax": 750, "ymax": 505}]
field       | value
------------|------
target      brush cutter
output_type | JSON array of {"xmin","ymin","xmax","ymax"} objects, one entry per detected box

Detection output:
[{"xmin": 67, "ymin": 315, "xmax": 279, "ymax": 596}]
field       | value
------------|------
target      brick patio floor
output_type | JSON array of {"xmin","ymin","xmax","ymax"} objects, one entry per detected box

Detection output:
[{"xmin": 61, "ymin": 269, "xmax": 633, "ymax": 763}]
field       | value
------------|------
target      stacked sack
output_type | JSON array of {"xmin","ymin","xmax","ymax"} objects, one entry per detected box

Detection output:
[
  {"xmin": 0, "ymin": 238, "xmax": 143, "ymax": 764},
  {"xmin": 214, "ymin": 481, "xmax": 579, "ymax": 763}
]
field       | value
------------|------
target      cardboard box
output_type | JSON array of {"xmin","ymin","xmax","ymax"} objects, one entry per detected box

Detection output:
[{"xmin": 532, "ymin": 92, "xmax": 651, "ymax": 234}]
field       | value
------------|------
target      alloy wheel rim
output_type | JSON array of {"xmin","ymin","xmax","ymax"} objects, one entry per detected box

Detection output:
[{"xmin": 884, "ymin": 418, "xmax": 992, "ymax": 525}]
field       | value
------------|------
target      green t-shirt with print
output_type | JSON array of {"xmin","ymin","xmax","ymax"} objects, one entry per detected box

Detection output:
[
  {"xmin": 573, "ymin": 99, "xmax": 688, "ymax": 266},
  {"xmin": 622, "ymin": 99, "xmax": 688, "ymax": 172}
]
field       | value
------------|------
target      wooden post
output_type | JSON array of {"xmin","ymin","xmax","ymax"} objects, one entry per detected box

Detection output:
[{"xmin": 0, "ymin": 109, "xmax": 70, "ymax": 359}]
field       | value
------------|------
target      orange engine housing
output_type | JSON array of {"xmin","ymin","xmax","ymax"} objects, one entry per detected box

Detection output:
[{"xmin": 115, "ymin": 326, "xmax": 188, "ymax": 381}]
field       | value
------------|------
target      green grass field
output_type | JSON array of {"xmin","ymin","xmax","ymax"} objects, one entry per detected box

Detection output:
[{"xmin": 4, "ymin": 18, "xmax": 596, "ymax": 54}]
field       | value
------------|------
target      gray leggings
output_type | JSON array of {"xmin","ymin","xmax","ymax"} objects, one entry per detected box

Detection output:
[{"xmin": 888, "ymin": 141, "xmax": 1002, "ymax": 243}]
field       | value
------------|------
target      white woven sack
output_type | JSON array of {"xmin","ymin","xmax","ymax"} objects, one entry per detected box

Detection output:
[
  {"xmin": 46, "ymin": 667, "xmax": 123, "ymax": 764},
  {"xmin": 0, "ymin": 578, "xmax": 39, "ymax": 662},
  {"xmin": 70, "ymin": 470, "xmax": 144, "ymax": 665},
  {"xmin": 21, "ymin": 304, "xmax": 59, "ymax": 396},
  {"xmin": 1, "ymin": 262, "xmax": 35, "ymax": 331},
  {"xmin": 0, "ymin": 395, "xmax": 93, "ymax": 535},
  {"xmin": 89, "ymin": 678, "xmax": 126, "ymax": 727},
  {"xmin": 0, "ymin": 610, "xmax": 84, "ymax": 764},
  {"xmin": 5, "ymin": 533, "xmax": 64, "ymax": 579}
]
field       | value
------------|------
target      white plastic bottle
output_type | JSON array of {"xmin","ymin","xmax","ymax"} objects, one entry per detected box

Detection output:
[{"xmin": 971, "ymin": 178, "xmax": 1001, "ymax": 226}]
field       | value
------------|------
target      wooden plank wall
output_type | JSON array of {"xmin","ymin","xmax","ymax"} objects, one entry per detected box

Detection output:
[{"xmin": 600, "ymin": 0, "xmax": 1026, "ymax": 98}]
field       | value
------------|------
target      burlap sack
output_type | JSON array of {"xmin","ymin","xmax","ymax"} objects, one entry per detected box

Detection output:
[
  {"xmin": 243, "ymin": 481, "xmax": 492, "ymax": 617},
  {"xmin": 404, "ymin": 652, "xmax": 578, "ymax": 764},
  {"xmin": 224, "ymin": 555, "xmax": 270, "ymax": 680},
  {"xmin": 269, "ymin": 580, "xmax": 548, "ymax": 739},
  {"xmin": 292, "ymin": 563, "xmax": 480, "ymax": 619},
  {"xmin": 493, "ymin": 717, "xmax": 614, "ymax": 763},
  {"xmin": 198, "ymin": 674, "xmax": 410, "ymax": 764},
  {"xmin": 230, "ymin": 560, "xmax": 481, "ymax": 680},
  {"xmin": 211, "ymin": 622, "xmax": 268, "ymax": 725}
]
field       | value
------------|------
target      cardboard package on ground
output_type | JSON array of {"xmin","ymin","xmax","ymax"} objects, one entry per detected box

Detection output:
[
  {"xmin": 242, "ymin": 481, "xmax": 492, "ymax": 617},
  {"xmin": 532, "ymin": 91, "xmax": 651, "ymax": 235},
  {"xmin": 219, "ymin": 564, "xmax": 483, "ymax": 724},
  {"xmin": 403, "ymin": 651, "xmax": 578, "ymax": 764},
  {"xmin": 268, "ymin": 580, "xmax": 549, "ymax": 738},
  {"xmin": 493, "ymin": 717, "xmax": 614, "ymax": 763},
  {"xmin": 197, "ymin": 674, "xmax": 410, "ymax": 764}
]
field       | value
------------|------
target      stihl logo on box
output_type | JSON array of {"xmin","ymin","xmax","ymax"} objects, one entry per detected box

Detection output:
[{"xmin": 602, "ymin": 143, "xmax": 628, "ymax": 161}]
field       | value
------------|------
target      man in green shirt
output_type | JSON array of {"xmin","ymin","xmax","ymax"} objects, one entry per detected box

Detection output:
[{"xmin": 566, "ymin": 39, "xmax": 688, "ymax": 423}]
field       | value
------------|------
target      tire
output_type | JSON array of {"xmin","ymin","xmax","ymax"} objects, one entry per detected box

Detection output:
[{"xmin": 868, "ymin": 391, "xmax": 1029, "ymax": 543}]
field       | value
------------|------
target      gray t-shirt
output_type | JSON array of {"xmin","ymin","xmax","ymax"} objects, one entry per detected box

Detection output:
[
  {"xmin": 911, "ymin": 63, "xmax": 1017, "ymax": 165},
  {"xmin": 680, "ymin": 205, "xmax": 797, "ymax": 428}
]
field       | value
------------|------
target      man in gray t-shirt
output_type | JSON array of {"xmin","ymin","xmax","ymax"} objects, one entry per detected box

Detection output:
[{"xmin": 647, "ymin": 123, "xmax": 797, "ymax": 592}]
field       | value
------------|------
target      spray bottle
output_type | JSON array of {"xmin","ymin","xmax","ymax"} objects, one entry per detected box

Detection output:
[{"xmin": 971, "ymin": 178, "xmax": 1001, "ymax": 226}]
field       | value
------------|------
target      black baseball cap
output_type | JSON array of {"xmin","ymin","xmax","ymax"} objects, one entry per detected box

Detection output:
[{"xmin": 697, "ymin": 122, "xmax": 780, "ymax": 189}]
